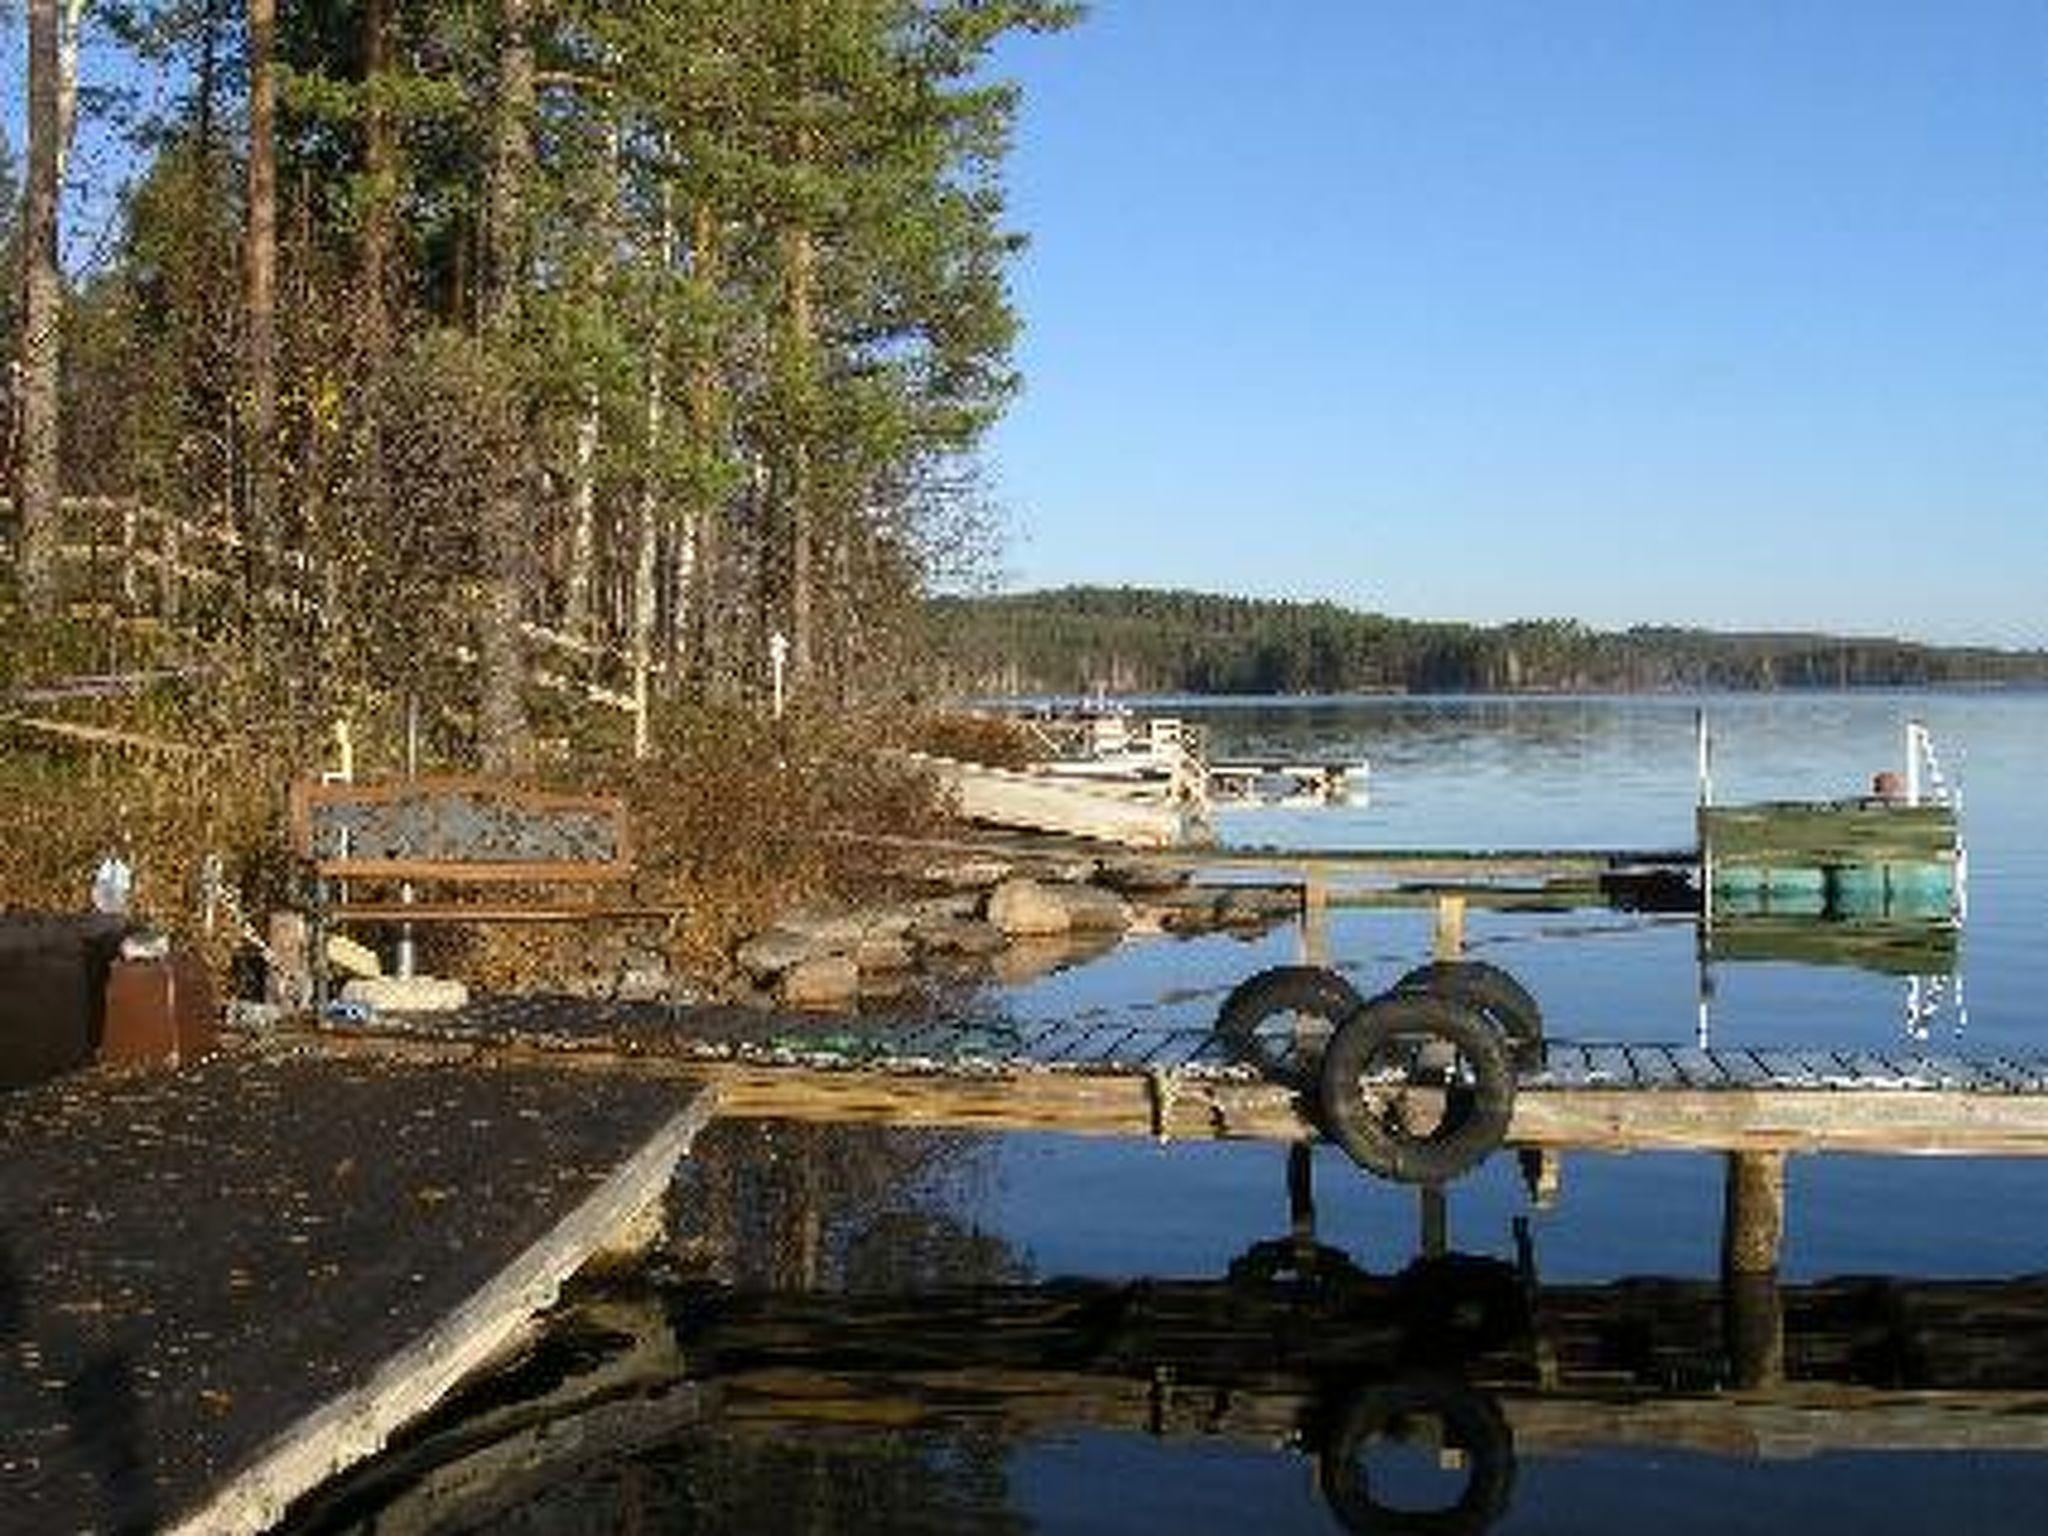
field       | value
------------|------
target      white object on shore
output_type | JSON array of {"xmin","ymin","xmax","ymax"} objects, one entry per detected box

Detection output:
[{"xmin": 341, "ymin": 975, "xmax": 470, "ymax": 1014}]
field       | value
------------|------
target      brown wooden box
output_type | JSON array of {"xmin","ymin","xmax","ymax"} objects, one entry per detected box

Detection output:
[{"xmin": 101, "ymin": 951, "xmax": 217, "ymax": 1068}]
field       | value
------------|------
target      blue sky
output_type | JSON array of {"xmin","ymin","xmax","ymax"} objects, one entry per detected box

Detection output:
[{"xmin": 985, "ymin": 1, "xmax": 2048, "ymax": 646}]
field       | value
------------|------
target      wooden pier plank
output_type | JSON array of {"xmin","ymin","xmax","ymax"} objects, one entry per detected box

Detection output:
[{"xmin": 176, "ymin": 1088, "xmax": 717, "ymax": 1535}]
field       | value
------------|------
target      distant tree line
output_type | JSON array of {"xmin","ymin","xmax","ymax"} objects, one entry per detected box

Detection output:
[
  {"xmin": 926, "ymin": 587, "xmax": 2048, "ymax": 696},
  {"xmin": 3, "ymin": 1, "xmax": 1075, "ymax": 767}
]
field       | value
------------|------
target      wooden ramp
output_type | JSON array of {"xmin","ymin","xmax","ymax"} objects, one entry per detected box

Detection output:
[
  {"xmin": 289, "ymin": 997, "xmax": 2048, "ymax": 1159},
  {"xmin": 0, "ymin": 1054, "xmax": 713, "ymax": 1535}
]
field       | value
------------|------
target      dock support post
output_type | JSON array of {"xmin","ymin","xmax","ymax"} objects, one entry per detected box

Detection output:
[
  {"xmin": 1518, "ymin": 1147, "xmax": 1562, "ymax": 1210},
  {"xmin": 1432, "ymin": 894, "xmax": 1467, "ymax": 960},
  {"xmin": 1721, "ymin": 1150, "xmax": 1786, "ymax": 1388},
  {"xmin": 1299, "ymin": 872, "xmax": 1329, "ymax": 966},
  {"xmin": 1287, "ymin": 1140, "xmax": 1316, "ymax": 1243},
  {"xmin": 1721, "ymin": 1150, "xmax": 1785, "ymax": 1275},
  {"xmin": 1419, "ymin": 1183, "xmax": 1449, "ymax": 1259}
]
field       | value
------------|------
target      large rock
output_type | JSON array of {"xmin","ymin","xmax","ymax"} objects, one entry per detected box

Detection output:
[
  {"xmin": 1094, "ymin": 857, "xmax": 1193, "ymax": 895},
  {"xmin": 910, "ymin": 916, "xmax": 1008, "ymax": 957},
  {"xmin": 777, "ymin": 906, "xmax": 917, "ymax": 947},
  {"xmin": 1215, "ymin": 885, "xmax": 1301, "ymax": 926},
  {"xmin": 778, "ymin": 954, "xmax": 862, "ymax": 1009},
  {"xmin": 1058, "ymin": 884, "xmax": 1135, "ymax": 934},
  {"xmin": 921, "ymin": 858, "xmax": 1014, "ymax": 891},
  {"xmin": 340, "ymin": 974, "xmax": 469, "ymax": 1014},
  {"xmin": 986, "ymin": 878, "xmax": 1072, "ymax": 937},
  {"xmin": 612, "ymin": 947, "xmax": 671, "ymax": 1003},
  {"xmin": 853, "ymin": 935, "xmax": 916, "ymax": 974},
  {"xmin": 735, "ymin": 926, "xmax": 820, "ymax": 981}
]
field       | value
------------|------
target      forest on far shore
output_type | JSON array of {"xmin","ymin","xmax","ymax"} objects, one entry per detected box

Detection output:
[{"xmin": 925, "ymin": 587, "xmax": 2048, "ymax": 697}]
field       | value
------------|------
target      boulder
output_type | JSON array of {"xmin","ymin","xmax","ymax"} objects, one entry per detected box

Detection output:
[
  {"xmin": 340, "ymin": 974, "xmax": 469, "ymax": 1014},
  {"xmin": 921, "ymin": 858, "xmax": 1014, "ymax": 891},
  {"xmin": 986, "ymin": 878, "xmax": 1072, "ymax": 937},
  {"xmin": 1058, "ymin": 884, "xmax": 1134, "ymax": 934},
  {"xmin": 777, "ymin": 906, "xmax": 916, "ymax": 947},
  {"xmin": 778, "ymin": 954, "xmax": 862, "ymax": 1009},
  {"xmin": 1094, "ymin": 858, "xmax": 1192, "ymax": 895},
  {"xmin": 853, "ymin": 935, "xmax": 916, "ymax": 974},
  {"xmin": 735, "ymin": 926, "xmax": 820, "ymax": 981},
  {"xmin": 613, "ymin": 947, "xmax": 671, "ymax": 1003},
  {"xmin": 325, "ymin": 933, "xmax": 383, "ymax": 980},
  {"xmin": 910, "ymin": 917, "xmax": 1008, "ymax": 957},
  {"xmin": 1215, "ymin": 885, "xmax": 1301, "ymax": 926}
]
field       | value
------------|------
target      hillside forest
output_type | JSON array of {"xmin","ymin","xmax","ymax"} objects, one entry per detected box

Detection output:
[{"xmin": 928, "ymin": 588, "xmax": 2048, "ymax": 697}]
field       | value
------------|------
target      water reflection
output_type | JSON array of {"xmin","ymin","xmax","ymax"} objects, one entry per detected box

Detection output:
[{"xmin": 283, "ymin": 1196, "xmax": 2048, "ymax": 1534}]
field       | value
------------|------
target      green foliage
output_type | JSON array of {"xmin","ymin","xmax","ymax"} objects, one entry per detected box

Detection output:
[{"xmin": 926, "ymin": 587, "xmax": 2048, "ymax": 696}]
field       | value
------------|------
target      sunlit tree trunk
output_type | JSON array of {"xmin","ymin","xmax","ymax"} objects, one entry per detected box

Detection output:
[
  {"xmin": 631, "ymin": 166, "xmax": 676, "ymax": 745},
  {"xmin": 678, "ymin": 196, "xmax": 721, "ymax": 690},
  {"xmin": 776, "ymin": 0, "xmax": 819, "ymax": 693},
  {"xmin": 564, "ymin": 115, "xmax": 621, "ymax": 641},
  {"xmin": 478, "ymin": 0, "xmax": 536, "ymax": 772},
  {"xmin": 359, "ymin": 0, "xmax": 396, "ymax": 356},
  {"xmin": 15, "ymin": 0, "xmax": 62, "ymax": 618},
  {"xmin": 245, "ymin": 0, "xmax": 280, "ymax": 570}
]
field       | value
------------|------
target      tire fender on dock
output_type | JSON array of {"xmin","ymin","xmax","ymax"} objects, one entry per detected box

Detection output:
[
  {"xmin": 1318, "ymin": 992, "xmax": 1516, "ymax": 1185},
  {"xmin": 1390, "ymin": 959, "xmax": 1545, "ymax": 1072},
  {"xmin": 1216, "ymin": 964, "xmax": 1366, "ymax": 1086}
]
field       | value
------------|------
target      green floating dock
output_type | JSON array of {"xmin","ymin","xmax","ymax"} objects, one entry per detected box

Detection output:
[{"xmin": 1700, "ymin": 800, "xmax": 1960, "ymax": 921}]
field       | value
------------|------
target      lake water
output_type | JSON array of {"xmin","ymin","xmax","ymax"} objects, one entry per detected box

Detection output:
[{"xmin": 295, "ymin": 693, "xmax": 2048, "ymax": 1535}]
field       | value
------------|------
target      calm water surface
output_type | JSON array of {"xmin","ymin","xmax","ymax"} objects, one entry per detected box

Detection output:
[{"xmin": 303, "ymin": 694, "xmax": 2048, "ymax": 1534}]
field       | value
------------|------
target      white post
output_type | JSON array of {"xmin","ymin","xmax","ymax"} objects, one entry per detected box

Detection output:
[
  {"xmin": 769, "ymin": 630, "xmax": 789, "ymax": 720},
  {"xmin": 1695, "ymin": 710, "xmax": 1713, "ymax": 807},
  {"xmin": 1904, "ymin": 720, "xmax": 1924, "ymax": 807}
]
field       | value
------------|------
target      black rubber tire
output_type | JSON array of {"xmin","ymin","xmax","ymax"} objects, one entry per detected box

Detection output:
[
  {"xmin": 1216, "ymin": 964, "xmax": 1365, "ymax": 1087},
  {"xmin": 1318, "ymin": 1374, "xmax": 1516, "ymax": 1536},
  {"xmin": 1226, "ymin": 1237, "xmax": 1369, "ymax": 1302},
  {"xmin": 1318, "ymin": 993, "xmax": 1516, "ymax": 1185},
  {"xmin": 1391, "ymin": 960, "xmax": 1544, "ymax": 1071}
]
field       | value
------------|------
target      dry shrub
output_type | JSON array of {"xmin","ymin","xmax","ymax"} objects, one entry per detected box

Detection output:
[
  {"xmin": 0, "ymin": 649, "xmax": 308, "ymax": 978},
  {"xmin": 904, "ymin": 709, "xmax": 1038, "ymax": 769},
  {"xmin": 457, "ymin": 702, "xmax": 955, "ymax": 995},
  {"xmin": 3, "ymin": 601, "xmax": 965, "ymax": 1001}
]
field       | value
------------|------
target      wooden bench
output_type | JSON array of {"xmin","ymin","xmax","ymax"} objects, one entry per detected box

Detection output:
[{"xmin": 289, "ymin": 776, "xmax": 669, "ymax": 1006}]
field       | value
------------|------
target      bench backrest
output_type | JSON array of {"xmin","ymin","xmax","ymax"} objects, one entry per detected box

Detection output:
[{"xmin": 289, "ymin": 777, "xmax": 633, "ymax": 883}]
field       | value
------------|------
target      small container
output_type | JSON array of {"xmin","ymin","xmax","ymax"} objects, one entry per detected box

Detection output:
[{"xmin": 101, "ymin": 949, "xmax": 217, "ymax": 1068}]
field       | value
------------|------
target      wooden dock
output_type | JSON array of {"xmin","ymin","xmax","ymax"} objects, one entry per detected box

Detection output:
[
  {"xmin": 0, "ymin": 1054, "xmax": 713, "ymax": 1535},
  {"xmin": 284, "ymin": 998, "xmax": 2048, "ymax": 1160}
]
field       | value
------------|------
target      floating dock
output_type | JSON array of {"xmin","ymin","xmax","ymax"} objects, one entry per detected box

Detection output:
[{"xmin": 0, "ymin": 1054, "xmax": 712, "ymax": 1534}]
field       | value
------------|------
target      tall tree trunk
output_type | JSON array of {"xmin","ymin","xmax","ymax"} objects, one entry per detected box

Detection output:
[
  {"xmin": 245, "ymin": 0, "xmax": 280, "ymax": 568},
  {"xmin": 564, "ymin": 114, "xmax": 621, "ymax": 640},
  {"xmin": 631, "ymin": 169, "xmax": 676, "ymax": 749},
  {"xmin": 777, "ymin": 0, "xmax": 819, "ymax": 694},
  {"xmin": 15, "ymin": 0, "xmax": 62, "ymax": 618},
  {"xmin": 679, "ymin": 197, "xmax": 721, "ymax": 692},
  {"xmin": 477, "ymin": 0, "xmax": 536, "ymax": 773},
  {"xmin": 563, "ymin": 386, "xmax": 601, "ymax": 636},
  {"xmin": 781, "ymin": 222, "xmax": 816, "ymax": 691},
  {"xmin": 54, "ymin": 0, "xmax": 88, "ymax": 187},
  {"xmin": 359, "ymin": 0, "xmax": 396, "ymax": 357}
]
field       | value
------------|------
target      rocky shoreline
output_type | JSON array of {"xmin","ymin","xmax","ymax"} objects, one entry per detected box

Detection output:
[{"xmin": 723, "ymin": 853, "xmax": 1302, "ymax": 1010}]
